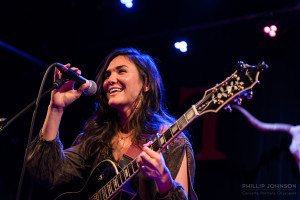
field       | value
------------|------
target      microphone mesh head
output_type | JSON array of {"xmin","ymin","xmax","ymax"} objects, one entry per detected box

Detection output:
[{"xmin": 84, "ymin": 80, "xmax": 98, "ymax": 95}]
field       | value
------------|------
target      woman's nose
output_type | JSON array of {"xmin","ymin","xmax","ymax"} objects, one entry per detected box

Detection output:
[{"xmin": 106, "ymin": 73, "xmax": 118, "ymax": 85}]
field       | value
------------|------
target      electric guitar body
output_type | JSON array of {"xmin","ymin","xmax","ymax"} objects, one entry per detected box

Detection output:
[{"xmin": 55, "ymin": 160, "xmax": 137, "ymax": 200}]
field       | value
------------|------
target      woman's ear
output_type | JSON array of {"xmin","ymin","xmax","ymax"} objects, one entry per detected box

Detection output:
[{"xmin": 144, "ymin": 79, "xmax": 151, "ymax": 92}]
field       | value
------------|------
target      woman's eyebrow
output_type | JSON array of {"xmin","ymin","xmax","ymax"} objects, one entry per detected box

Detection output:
[
  {"xmin": 106, "ymin": 65, "xmax": 128, "ymax": 72},
  {"xmin": 116, "ymin": 65, "xmax": 128, "ymax": 70}
]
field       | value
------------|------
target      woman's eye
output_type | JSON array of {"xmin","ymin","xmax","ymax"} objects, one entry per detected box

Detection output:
[{"xmin": 104, "ymin": 73, "xmax": 110, "ymax": 79}]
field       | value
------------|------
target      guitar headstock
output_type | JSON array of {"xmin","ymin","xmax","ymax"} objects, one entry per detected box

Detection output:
[{"xmin": 195, "ymin": 61, "xmax": 268, "ymax": 114}]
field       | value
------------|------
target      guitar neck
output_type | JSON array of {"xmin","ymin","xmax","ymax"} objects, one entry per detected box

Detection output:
[{"xmin": 150, "ymin": 105, "xmax": 200, "ymax": 152}]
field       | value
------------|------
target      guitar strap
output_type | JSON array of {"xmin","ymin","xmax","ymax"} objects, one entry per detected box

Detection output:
[{"xmin": 119, "ymin": 142, "xmax": 143, "ymax": 168}]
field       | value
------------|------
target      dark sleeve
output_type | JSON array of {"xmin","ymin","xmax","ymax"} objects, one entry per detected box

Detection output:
[
  {"xmin": 159, "ymin": 134, "xmax": 198, "ymax": 200},
  {"xmin": 26, "ymin": 132, "xmax": 89, "ymax": 190}
]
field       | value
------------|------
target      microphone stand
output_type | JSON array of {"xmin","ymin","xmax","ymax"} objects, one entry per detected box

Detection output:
[
  {"xmin": 0, "ymin": 62, "xmax": 70, "ymax": 200},
  {"xmin": 0, "ymin": 79, "xmax": 66, "ymax": 134}
]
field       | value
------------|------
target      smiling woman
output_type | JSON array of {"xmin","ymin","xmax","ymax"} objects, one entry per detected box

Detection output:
[
  {"xmin": 103, "ymin": 56, "xmax": 149, "ymax": 118},
  {"xmin": 26, "ymin": 47, "xmax": 198, "ymax": 200}
]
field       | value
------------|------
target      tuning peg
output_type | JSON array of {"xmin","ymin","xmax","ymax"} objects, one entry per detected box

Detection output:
[
  {"xmin": 237, "ymin": 97, "xmax": 242, "ymax": 105},
  {"xmin": 236, "ymin": 61, "xmax": 245, "ymax": 69},
  {"xmin": 257, "ymin": 61, "xmax": 269, "ymax": 71},
  {"xmin": 224, "ymin": 104, "xmax": 232, "ymax": 112},
  {"xmin": 234, "ymin": 96, "xmax": 242, "ymax": 105},
  {"xmin": 247, "ymin": 90, "xmax": 253, "ymax": 99}
]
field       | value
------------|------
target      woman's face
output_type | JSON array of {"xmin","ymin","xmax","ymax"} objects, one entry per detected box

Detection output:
[{"xmin": 103, "ymin": 55, "xmax": 145, "ymax": 115}]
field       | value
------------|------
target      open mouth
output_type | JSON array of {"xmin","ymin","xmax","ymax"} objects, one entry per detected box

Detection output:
[{"xmin": 109, "ymin": 87, "xmax": 123, "ymax": 94}]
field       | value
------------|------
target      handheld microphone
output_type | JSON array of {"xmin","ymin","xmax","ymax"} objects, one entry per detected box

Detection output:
[{"xmin": 55, "ymin": 62, "xmax": 97, "ymax": 95}]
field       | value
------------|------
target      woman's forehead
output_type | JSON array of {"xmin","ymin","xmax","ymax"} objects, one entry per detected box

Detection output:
[{"xmin": 107, "ymin": 56, "xmax": 141, "ymax": 72}]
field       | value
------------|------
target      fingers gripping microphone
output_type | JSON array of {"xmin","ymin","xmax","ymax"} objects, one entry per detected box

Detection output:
[{"xmin": 55, "ymin": 63, "xmax": 97, "ymax": 95}]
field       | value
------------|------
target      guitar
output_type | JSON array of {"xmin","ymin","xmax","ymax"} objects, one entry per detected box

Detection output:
[{"xmin": 55, "ymin": 61, "xmax": 268, "ymax": 200}]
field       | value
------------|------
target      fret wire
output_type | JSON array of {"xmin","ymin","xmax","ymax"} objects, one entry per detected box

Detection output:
[
  {"xmin": 123, "ymin": 166, "xmax": 128, "ymax": 180},
  {"xmin": 164, "ymin": 129, "xmax": 172, "ymax": 142},
  {"xmin": 111, "ymin": 177, "xmax": 117, "ymax": 192},
  {"xmin": 160, "ymin": 134, "xmax": 166, "ymax": 146},
  {"xmin": 98, "ymin": 190, "xmax": 103, "ymax": 200},
  {"xmin": 152, "ymin": 140, "xmax": 159, "ymax": 152},
  {"xmin": 183, "ymin": 113, "xmax": 188, "ymax": 124},
  {"xmin": 113, "ymin": 176, "xmax": 119, "ymax": 189},
  {"xmin": 150, "ymin": 142, "xmax": 154, "ymax": 151},
  {"xmin": 169, "ymin": 125, "xmax": 174, "ymax": 136},
  {"xmin": 132, "ymin": 161, "xmax": 136, "ymax": 172},
  {"xmin": 103, "ymin": 185, "xmax": 108, "ymax": 199},
  {"xmin": 185, "ymin": 108, "xmax": 194, "ymax": 121},
  {"xmin": 122, "ymin": 168, "xmax": 126, "ymax": 183},
  {"xmin": 175, "ymin": 121, "xmax": 181, "ymax": 131},
  {"xmin": 133, "ymin": 160, "xmax": 139, "ymax": 170},
  {"xmin": 128, "ymin": 162, "xmax": 134, "ymax": 174},
  {"xmin": 185, "ymin": 109, "xmax": 191, "ymax": 120},
  {"xmin": 118, "ymin": 172, "xmax": 123, "ymax": 186},
  {"xmin": 110, "ymin": 180, "xmax": 113, "ymax": 194},
  {"xmin": 107, "ymin": 179, "xmax": 113, "ymax": 195},
  {"xmin": 177, "ymin": 116, "xmax": 186, "ymax": 129},
  {"xmin": 120, "ymin": 168, "xmax": 125, "ymax": 183},
  {"xmin": 99, "ymin": 187, "xmax": 103, "ymax": 199},
  {"xmin": 184, "ymin": 110, "xmax": 191, "ymax": 122},
  {"xmin": 107, "ymin": 181, "xmax": 112, "ymax": 196},
  {"xmin": 99, "ymin": 188, "xmax": 103, "ymax": 200},
  {"xmin": 124, "ymin": 166, "xmax": 129, "ymax": 179},
  {"xmin": 112, "ymin": 177, "xmax": 116, "ymax": 189},
  {"xmin": 117, "ymin": 171, "xmax": 123, "ymax": 185},
  {"xmin": 116, "ymin": 173, "xmax": 121, "ymax": 187},
  {"xmin": 103, "ymin": 187, "xmax": 107, "ymax": 199},
  {"xmin": 133, "ymin": 160, "xmax": 138, "ymax": 171},
  {"xmin": 180, "ymin": 115, "xmax": 188, "ymax": 126}
]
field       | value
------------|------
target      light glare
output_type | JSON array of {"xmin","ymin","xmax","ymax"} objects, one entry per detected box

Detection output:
[
  {"xmin": 269, "ymin": 30, "xmax": 276, "ymax": 37},
  {"xmin": 174, "ymin": 41, "xmax": 188, "ymax": 53},
  {"xmin": 120, "ymin": 0, "xmax": 133, "ymax": 8},
  {"xmin": 264, "ymin": 26, "xmax": 270, "ymax": 33},
  {"xmin": 270, "ymin": 25, "xmax": 277, "ymax": 31},
  {"xmin": 263, "ymin": 25, "xmax": 278, "ymax": 37}
]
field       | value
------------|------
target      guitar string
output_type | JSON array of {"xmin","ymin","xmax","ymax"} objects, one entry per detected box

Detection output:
[{"xmin": 101, "ymin": 160, "xmax": 138, "ymax": 200}]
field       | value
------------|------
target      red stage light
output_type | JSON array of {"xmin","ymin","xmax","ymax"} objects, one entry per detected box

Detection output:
[{"xmin": 263, "ymin": 25, "xmax": 277, "ymax": 37}]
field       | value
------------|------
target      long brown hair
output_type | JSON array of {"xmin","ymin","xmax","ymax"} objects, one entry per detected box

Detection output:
[{"xmin": 81, "ymin": 48, "xmax": 175, "ymax": 166}]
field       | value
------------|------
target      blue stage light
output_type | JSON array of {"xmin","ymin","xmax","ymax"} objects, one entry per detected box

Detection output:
[
  {"xmin": 120, "ymin": 0, "xmax": 133, "ymax": 8},
  {"xmin": 174, "ymin": 41, "xmax": 188, "ymax": 53}
]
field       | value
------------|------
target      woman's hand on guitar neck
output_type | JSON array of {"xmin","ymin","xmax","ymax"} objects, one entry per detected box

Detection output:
[{"xmin": 137, "ymin": 141, "xmax": 173, "ymax": 194}]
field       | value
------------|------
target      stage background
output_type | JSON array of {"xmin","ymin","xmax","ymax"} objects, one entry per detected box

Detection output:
[{"xmin": 1, "ymin": 0, "xmax": 300, "ymax": 199}]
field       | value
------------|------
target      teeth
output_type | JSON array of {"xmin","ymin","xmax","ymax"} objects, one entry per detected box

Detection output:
[{"xmin": 109, "ymin": 88, "xmax": 122, "ymax": 94}]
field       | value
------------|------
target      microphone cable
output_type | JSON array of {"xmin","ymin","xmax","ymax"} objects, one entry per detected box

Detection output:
[{"xmin": 16, "ymin": 63, "xmax": 63, "ymax": 200}]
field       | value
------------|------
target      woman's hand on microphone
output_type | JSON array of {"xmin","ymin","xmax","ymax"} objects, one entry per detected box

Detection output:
[{"xmin": 50, "ymin": 63, "xmax": 90, "ymax": 111}]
